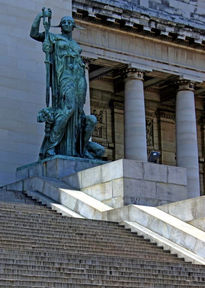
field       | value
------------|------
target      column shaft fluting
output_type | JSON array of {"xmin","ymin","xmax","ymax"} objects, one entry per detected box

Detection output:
[
  {"xmin": 124, "ymin": 70, "xmax": 147, "ymax": 161},
  {"xmin": 176, "ymin": 81, "xmax": 200, "ymax": 196}
]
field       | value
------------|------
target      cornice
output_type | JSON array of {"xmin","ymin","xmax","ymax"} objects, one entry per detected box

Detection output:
[{"xmin": 73, "ymin": 0, "xmax": 205, "ymax": 47}]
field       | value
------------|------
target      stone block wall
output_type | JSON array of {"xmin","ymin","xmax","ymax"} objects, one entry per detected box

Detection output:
[
  {"xmin": 63, "ymin": 159, "xmax": 188, "ymax": 208},
  {"xmin": 0, "ymin": 0, "xmax": 71, "ymax": 185}
]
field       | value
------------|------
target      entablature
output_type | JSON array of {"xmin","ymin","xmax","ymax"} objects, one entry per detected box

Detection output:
[{"xmin": 73, "ymin": 0, "xmax": 205, "ymax": 46}]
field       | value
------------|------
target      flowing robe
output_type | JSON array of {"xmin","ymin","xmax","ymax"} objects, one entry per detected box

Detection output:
[
  {"xmin": 31, "ymin": 28, "xmax": 87, "ymax": 157},
  {"xmin": 49, "ymin": 33, "xmax": 87, "ymax": 156}
]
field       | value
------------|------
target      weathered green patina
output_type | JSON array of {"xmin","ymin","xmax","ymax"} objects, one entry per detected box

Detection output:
[{"xmin": 30, "ymin": 8, "xmax": 104, "ymax": 160}]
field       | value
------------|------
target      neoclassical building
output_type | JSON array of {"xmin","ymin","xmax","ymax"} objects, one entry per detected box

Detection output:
[
  {"xmin": 72, "ymin": 0, "xmax": 205, "ymax": 196},
  {"xmin": 1, "ymin": 0, "xmax": 205, "ymax": 197}
]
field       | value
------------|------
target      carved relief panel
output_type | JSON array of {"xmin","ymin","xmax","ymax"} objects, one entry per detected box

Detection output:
[
  {"xmin": 90, "ymin": 82, "xmax": 115, "ymax": 161},
  {"xmin": 91, "ymin": 108, "xmax": 107, "ymax": 140},
  {"xmin": 157, "ymin": 109, "xmax": 176, "ymax": 166},
  {"xmin": 146, "ymin": 118, "xmax": 154, "ymax": 148}
]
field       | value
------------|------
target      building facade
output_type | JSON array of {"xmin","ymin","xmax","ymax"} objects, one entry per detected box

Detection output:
[
  {"xmin": 73, "ymin": 0, "xmax": 205, "ymax": 196},
  {"xmin": 1, "ymin": 0, "xmax": 205, "ymax": 196}
]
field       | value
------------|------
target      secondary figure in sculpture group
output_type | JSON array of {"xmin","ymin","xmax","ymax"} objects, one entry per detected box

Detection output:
[{"xmin": 30, "ymin": 8, "xmax": 104, "ymax": 160}]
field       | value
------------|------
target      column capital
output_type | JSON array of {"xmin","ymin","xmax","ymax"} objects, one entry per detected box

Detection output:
[
  {"xmin": 176, "ymin": 79, "xmax": 195, "ymax": 92},
  {"xmin": 124, "ymin": 68, "xmax": 144, "ymax": 81}
]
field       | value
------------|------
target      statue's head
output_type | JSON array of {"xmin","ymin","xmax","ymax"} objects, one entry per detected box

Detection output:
[{"xmin": 59, "ymin": 16, "xmax": 76, "ymax": 33}]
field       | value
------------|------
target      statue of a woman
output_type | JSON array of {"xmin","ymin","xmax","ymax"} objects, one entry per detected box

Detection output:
[{"xmin": 30, "ymin": 9, "xmax": 104, "ymax": 160}]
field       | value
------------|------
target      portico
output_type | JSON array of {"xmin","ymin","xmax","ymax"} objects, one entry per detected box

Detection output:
[{"xmin": 71, "ymin": 0, "xmax": 205, "ymax": 198}]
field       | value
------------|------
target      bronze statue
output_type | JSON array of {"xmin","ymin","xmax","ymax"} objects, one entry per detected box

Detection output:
[{"xmin": 30, "ymin": 8, "xmax": 104, "ymax": 160}]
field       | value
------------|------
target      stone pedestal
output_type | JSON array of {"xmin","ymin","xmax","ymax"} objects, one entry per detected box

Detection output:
[
  {"xmin": 15, "ymin": 157, "xmax": 188, "ymax": 209},
  {"xmin": 63, "ymin": 159, "xmax": 188, "ymax": 208},
  {"xmin": 124, "ymin": 69, "xmax": 147, "ymax": 161},
  {"xmin": 176, "ymin": 80, "xmax": 200, "ymax": 197},
  {"xmin": 16, "ymin": 155, "xmax": 106, "ymax": 180}
]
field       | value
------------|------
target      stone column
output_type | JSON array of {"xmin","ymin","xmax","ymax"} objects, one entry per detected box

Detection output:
[
  {"xmin": 176, "ymin": 80, "xmax": 200, "ymax": 197},
  {"xmin": 84, "ymin": 59, "xmax": 91, "ymax": 115},
  {"xmin": 124, "ymin": 69, "xmax": 147, "ymax": 161},
  {"xmin": 201, "ymin": 117, "xmax": 205, "ymax": 195}
]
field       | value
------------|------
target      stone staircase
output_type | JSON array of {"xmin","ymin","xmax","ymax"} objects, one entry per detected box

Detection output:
[
  {"xmin": 1, "ymin": 201, "xmax": 205, "ymax": 287},
  {"xmin": 2, "ymin": 173, "xmax": 205, "ymax": 265}
]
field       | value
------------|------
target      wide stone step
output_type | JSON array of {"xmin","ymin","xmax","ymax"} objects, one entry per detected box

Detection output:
[
  {"xmin": 2, "ymin": 264, "xmax": 204, "ymax": 281},
  {"xmin": 0, "ymin": 226, "xmax": 179, "ymax": 246},
  {"xmin": 0, "ymin": 279, "xmax": 195, "ymax": 288},
  {"xmin": 1, "ymin": 261, "xmax": 204, "ymax": 281},
  {"xmin": 0, "ymin": 230, "xmax": 184, "ymax": 254},
  {"xmin": 1, "ymin": 273, "xmax": 204, "ymax": 287},
  {"xmin": 0, "ymin": 246, "xmax": 181, "ymax": 262},
  {"xmin": 2, "ymin": 266, "xmax": 201, "ymax": 280},
  {"xmin": 0, "ymin": 235, "xmax": 173, "ymax": 253},
  {"xmin": 0, "ymin": 249, "xmax": 184, "ymax": 263},
  {"xmin": 0, "ymin": 251, "xmax": 192, "ymax": 268},
  {"xmin": 0, "ymin": 257, "xmax": 193, "ymax": 272},
  {"xmin": 0, "ymin": 217, "xmax": 133, "ymax": 233},
  {"xmin": 0, "ymin": 236, "xmax": 165, "ymax": 251},
  {"xmin": 0, "ymin": 202, "xmax": 50, "ymax": 210},
  {"xmin": 1, "ymin": 252, "xmax": 204, "ymax": 275},
  {"xmin": 1, "ymin": 272, "xmax": 204, "ymax": 287},
  {"xmin": 0, "ymin": 220, "xmax": 175, "ymax": 246},
  {"xmin": 0, "ymin": 218, "xmax": 156, "ymax": 235}
]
